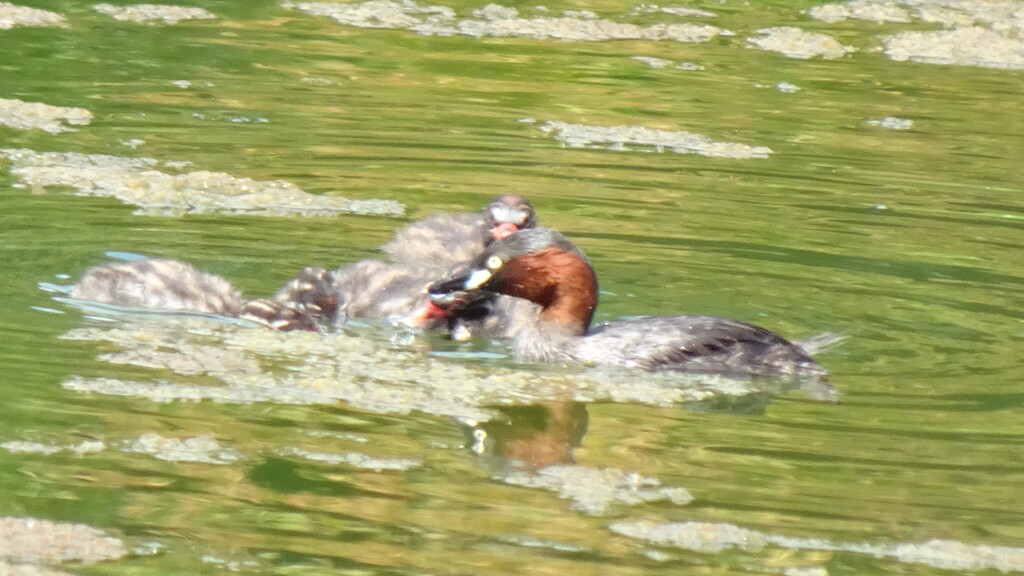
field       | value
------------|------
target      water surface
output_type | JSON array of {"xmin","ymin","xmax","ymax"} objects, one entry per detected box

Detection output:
[{"xmin": 2, "ymin": 0, "xmax": 1024, "ymax": 574}]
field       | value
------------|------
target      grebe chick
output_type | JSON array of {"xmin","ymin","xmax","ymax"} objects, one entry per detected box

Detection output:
[
  {"xmin": 381, "ymin": 194, "xmax": 536, "ymax": 268},
  {"xmin": 428, "ymin": 228, "xmax": 831, "ymax": 377},
  {"xmin": 271, "ymin": 195, "xmax": 539, "ymax": 337},
  {"xmin": 71, "ymin": 259, "xmax": 242, "ymax": 316},
  {"xmin": 70, "ymin": 259, "xmax": 317, "ymax": 331},
  {"xmin": 67, "ymin": 195, "xmax": 539, "ymax": 336}
]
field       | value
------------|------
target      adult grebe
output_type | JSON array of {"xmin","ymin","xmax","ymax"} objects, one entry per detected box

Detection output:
[{"xmin": 428, "ymin": 228, "xmax": 832, "ymax": 376}]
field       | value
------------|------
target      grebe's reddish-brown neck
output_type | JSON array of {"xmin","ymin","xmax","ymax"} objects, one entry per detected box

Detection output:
[
  {"xmin": 428, "ymin": 228, "xmax": 597, "ymax": 334},
  {"xmin": 495, "ymin": 245, "xmax": 596, "ymax": 335}
]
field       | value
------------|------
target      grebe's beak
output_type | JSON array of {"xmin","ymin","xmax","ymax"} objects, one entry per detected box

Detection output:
[
  {"xmin": 428, "ymin": 277, "xmax": 464, "ymax": 298},
  {"xmin": 428, "ymin": 267, "xmax": 492, "ymax": 297},
  {"xmin": 464, "ymin": 268, "xmax": 493, "ymax": 290}
]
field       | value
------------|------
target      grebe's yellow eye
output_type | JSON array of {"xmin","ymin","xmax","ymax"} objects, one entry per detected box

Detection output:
[{"xmin": 486, "ymin": 255, "xmax": 503, "ymax": 270}]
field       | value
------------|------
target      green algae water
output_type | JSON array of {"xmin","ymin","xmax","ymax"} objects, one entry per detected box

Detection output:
[{"xmin": 2, "ymin": 0, "xmax": 1024, "ymax": 574}]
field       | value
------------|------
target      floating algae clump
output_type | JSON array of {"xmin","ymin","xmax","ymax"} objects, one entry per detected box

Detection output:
[
  {"xmin": 609, "ymin": 521, "xmax": 770, "ymax": 553},
  {"xmin": 0, "ymin": 2, "xmax": 67, "ymax": 29},
  {"xmin": 441, "ymin": 5, "xmax": 724, "ymax": 42},
  {"xmin": 0, "ymin": 98, "xmax": 92, "ymax": 134},
  {"xmin": 0, "ymin": 148, "xmax": 405, "ymax": 217},
  {"xmin": 57, "ymin": 319, "xmax": 789, "ymax": 422},
  {"xmin": 882, "ymin": 26, "xmax": 1024, "ymax": 70},
  {"xmin": 538, "ymin": 121, "xmax": 773, "ymax": 159},
  {"xmin": 501, "ymin": 465, "xmax": 693, "ymax": 515},
  {"xmin": 809, "ymin": 0, "xmax": 912, "ymax": 23},
  {"xmin": 867, "ymin": 116, "xmax": 913, "ymax": 130},
  {"xmin": 746, "ymin": 27, "xmax": 854, "ymax": 59},
  {"xmin": 127, "ymin": 432, "xmax": 242, "ymax": 464},
  {"xmin": 284, "ymin": 1, "xmax": 729, "ymax": 43},
  {"xmin": 609, "ymin": 520, "xmax": 1024, "ymax": 572},
  {"xmin": 285, "ymin": 447, "xmax": 421, "ymax": 471},
  {"xmin": 1, "ymin": 439, "xmax": 104, "ymax": 456},
  {"xmin": 808, "ymin": 0, "xmax": 1024, "ymax": 70},
  {"xmin": 93, "ymin": 3, "xmax": 216, "ymax": 24},
  {"xmin": 0, "ymin": 517, "xmax": 126, "ymax": 565}
]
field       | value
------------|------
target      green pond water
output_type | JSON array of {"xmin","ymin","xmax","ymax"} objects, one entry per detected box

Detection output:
[{"xmin": 2, "ymin": 0, "xmax": 1024, "ymax": 574}]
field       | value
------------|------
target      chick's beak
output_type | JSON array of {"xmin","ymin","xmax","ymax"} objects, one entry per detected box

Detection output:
[
  {"xmin": 405, "ymin": 300, "xmax": 451, "ymax": 328},
  {"xmin": 490, "ymin": 222, "xmax": 521, "ymax": 241}
]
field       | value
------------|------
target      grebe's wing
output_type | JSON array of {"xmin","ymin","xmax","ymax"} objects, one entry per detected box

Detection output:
[{"xmin": 579, "ymin": 315, "xmax": 825, "ymax": 376}]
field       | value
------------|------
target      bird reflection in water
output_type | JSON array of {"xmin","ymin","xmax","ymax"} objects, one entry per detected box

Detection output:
[{"xmin": 461, "ymin": 402, "xmax": 588, "ymax": 471}]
